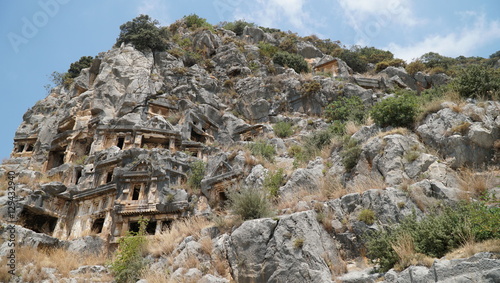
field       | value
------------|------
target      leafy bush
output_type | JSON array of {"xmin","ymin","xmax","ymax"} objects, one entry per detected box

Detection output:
[
  {"xmin": 306, "ymin": 128, "xmax": 334, "ymax": 150},
  {"xmin": 301, "ymin": 80, "xmax": 322, "ymax": 95},
  {"xmin": 375, "ymin": 59, "xmax": 406, "ymax": 72},
  {"xmin": 338, "ymin": 49, "xmax": 368, "ymax": 73},
  {"xmin": 370, "ymin": 94, "xmax": 419, "ymax": 128},
  {"xmin": 258, "ymin": 42, "xmax": 279, "ymax": 58},
  {"xmin": 357, "ymin": 46, "xmax": 394, "ymax": 64},
  {"xmin": 273, "ymin": 51, "xmax": 309, "ymax": 73},
  {"xmin": 453, "ymin": 64, "xmax": 500, "ymax": 99},
  {"xmin": 273, "ymin": 121, "xmax": 294, "ymax": 138},
  {"xmin": 329, "ymin": 120, "xmax": 347, "ymax": 136},
  {"xmin": 183, "ymin": 50, "xmax": 202, "ymax": 67},
  {"xmin": 365, "ymin": 201, "xmax": 500, "ymax": 272},
  {"xmin": 188, "ymin": 160, "xmax": 206, "ymax": 191},
  {"xmin": 248, "ymin": 141, "xmax": 276, "ymax": 162},
  {"xmin": 358, "ymin": 209, "xmax": 376, "ymax": 225},
  {"xmin": 184, "ymin": 14, "xmax": 211, "ymax": 29},
  {"xmin": 67, "ymin": 56, "xmax": 93, "ymax": 79},
  {"xmin": 110, "ymin": 218, "xmax": 147, "ymax": 283},
  {"xmin": 115, "ymin": 15, "xmax": 166, "ymax": 51},
  {"xmin": 340, "ymin": 137, "xmax": 361, "ymax": 171},
  {"xmin": 279, "ymin": 33, "xmax": 299, "ymax": 53},
  {"xmin": 374, "ymin": 61, "xmax": 390, "ymax": 73},
  {"xmin": 419, "ymin": 52, "xmax": 454, "ymax": 70},
  {"xmin": 406, "ymin": 60, "xmax": 426, "ymax": 75},
  {"xmin": 229, "ymin": 187, "xmax": 274, "ymax": 220},
  {"xmin": 264, "ymin": 168, "xmax": 285, "ymax": 198},
  {"xmin": 324, "ymin": 96, "xmax": 366, "ymax": 123},
  {"xmin": 223, "ymin": 20, "xmax": 254, "ymax": 36}
]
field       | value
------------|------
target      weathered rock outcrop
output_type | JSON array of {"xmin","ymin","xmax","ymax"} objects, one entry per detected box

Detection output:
[
  {"xmin": 227, "ymin": 210, "xmax": 340, "ymax": 283},
  {"xmin": 416, "ymin": 102, "xmax": 500, "ymax": 168},
  {"xmin": 382, "ymin": 252, "xmax": 500, "ymax": 283}
]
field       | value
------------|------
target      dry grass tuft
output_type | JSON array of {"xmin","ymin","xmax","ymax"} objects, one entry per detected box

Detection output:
[
  {"xmin": 446, "ymin": 121, "xmax": 471, "ymax": 136},
  {"xmin": 445, "ymin": 239, "xmax": 500, "ymax": 259},
  {"xmin": 376, "ymin": 127, "xmax": 409, "ymax": 139},
  {"xmin": 458, "ymin": 168, "xmax": 495, "ymax": 200},
  {"xmin": 319, "ymin": 175, "xmax": 349, "ymax": 200},
  {"xmin": 418, "ymin": 100, "xmax": 444, "ymax": 122},
  {"xmin": 212, "ymin": 254, "xmax": 230, "ymax": 277},
  {"xmin": 182, "ymin": 253, "xmax": 202, "ymax": 270},
  {"xmin": 345, "ymin": 121, "xmax": 361, "ymax": 136},
  {"xmin": 146, "ymin": 217, "xmax": 214, "ymax": 257},
  {"xmin": 392, "ymin": 233, "xmax": 435, "ymax": 271},
  {"xmin": 6, "ymin": 245, "xmax": 108, "ymax": 280},
  {"xmin": 199, "ymin": 236, "xmax": 213, "ymax": 255},
  {"xmin": 277, "ymin": 176, "xmax": 348, "ymax": 212},
  {"xmin": 346, "ymin": 175, "xmax": 386, "ymax": 194},
  {"xmin": 141, "ymin": 269, "xmax": 172, "ymax": 283},
  {"xmin": 323, "ymin": 252, "xmax": 347, "ymax": 277},
  {"xmin": 212, "ymin": 214, "xmax": 243, "ymax": 234}
]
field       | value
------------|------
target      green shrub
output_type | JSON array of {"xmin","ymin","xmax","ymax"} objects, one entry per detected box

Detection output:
[
  {"xmin": 406, "ymin": 60, "xmax": 426, "ymax": 75},
  {"xmin": 301, "ymin": 81, "xmax": 322, "ymax": 95},
  {"xmin": 467, "ymin": 199, "xmax": 500, "ymax": 240},
  {"xmin": 264, "ymin": 168, "xmax": 285, "ymax": 198},
  {"xmin": 365, "ymin": 201, "xmax": 500, "ymax": 272},
  {"xmin": 273, "ymin": 51, "xmax": 309, "ymax": 73},
  {"xmin": 188, "ymin": 160, "xmax": 206, "ymax": 191},
  {"xmin": 324, "ymin": 96, "xmax": 366, "ymax": 123},
  {"xmin": 375, "ymin": 59, "xmax": 406, "ymax": 73},
  {"xmin": 273, "ymin": 121, "xmax": 294, "ymax": 138},
  {"xmin": 183, "ymin": 50, "xmax": 202, "ymax": 67},
  {"xmin": 370, "ymin": 94, "xmax": 419, "ymax": 128},
  {"xmin": 248, "ymin": 141, "xmax": 276, "ymax": 162},
  {"xmin": 338, "ymin": 49, "xmax": 368, "ymax": 73},
  {"xmin": 258, "ymin": 42, "xmax": 279, "ymax": 58},
  {"xmin": 329, "ymin": 120, "xmax": 346, "ymax": 136},
  {"xmin": 223, "ymin": 20, "xmax": 254, "ymax": 36},
  {"xmin": 375, "ymin": 61, "xmax": 390, "ymax": 73},
  {"xmin": 453, "ymin": 64, "xmax": 500, "ymax": 99},
  {"xmin": 279, "ymin": 33, "xmax": 299, "ymax": 53},
  {"xmin": 184, "ymin": 14, "xmax": 211, "ymax": 29},
  {"xmin": 229, "ymin": 187, "xmax": 274, "ymax": 220},
  {"xmin": 340, "ymin": 137, "xmax": 361, "ymax": 171},
  {"xmin": 67, "ymin": 56, "xmax": 93, "ymax": 79},
  {"xmin": 110, "ymin": 217, "xmax": 147, "ymax": 283},
  {"xmin": 293, "ymin": 237, "xmax": 305, "ymax": 249},
  {"xmin": 115, "ymin": 15, "xmax": 167, "ymax": 51},
  {"xmin": 358, "ymin": 209, "xmax": 376, "ymax": 225},
  {"xmin": 306, "ymin": 129, "xmax": 334, "ymax": 150}
]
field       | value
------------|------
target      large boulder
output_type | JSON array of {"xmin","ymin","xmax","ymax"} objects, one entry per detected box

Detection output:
[
  {"xmin": 242, "ymin": 26, "xmax": 265, "ymax": 44},
  {"xmin": 382, "ymin": 252, "xmax": 500, "ymax": 283},
  {"xmin": 193, "ymin": 30, "xmax": 221, "ymax": 55},
  {"xmin": 360, "ymin": 133, "xmax": 436, "ymax": 186},
  {"xmin": 380, "ymin": 67, "xmax": 416, "ymax": 90},
  {"xmin": 279, "ymin": 158, "xmax": 324, "ymax": 197},
  {"xmin": 297, "ymin": 41, "xmax": 323, "ymax": 59},
  {"xmin": 227, "ymin": 210, "xmax": 340, "ymax": 283},
  {"xmin": 416, "ymin": 103, "xmax": 500, "ymax": 168}
]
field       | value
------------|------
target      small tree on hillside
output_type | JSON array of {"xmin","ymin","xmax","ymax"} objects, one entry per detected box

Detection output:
[
  {"xmin": 115, "ymin": 14, "xmax": 167, "ymax": 51},
  {"xmin": 67, "ymin": 56, "xmax": 94, "ymax": 78}
]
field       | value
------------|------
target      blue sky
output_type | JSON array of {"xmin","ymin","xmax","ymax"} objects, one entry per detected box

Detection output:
[{"xmin": 1, "ymin": 0, "xmax": 499, "ymax": 160}]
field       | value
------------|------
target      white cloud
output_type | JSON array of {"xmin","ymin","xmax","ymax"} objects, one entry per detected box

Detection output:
[
  {"xmin": 232, "ymin": 0, "xmax": 320, "ymax": 35},
  {"xmin": 386, "ymin": 13, "xmax": 500, "ymax": 61},
  {"xmin": 338, "ymin": 0, "xmax": 418, "ymax": 26},
  {"xmin": 137, "ymin": 0, "xmax": 170, "ymax": 25},
  {"xmin": 337, "ymin": 0, "xmax": 419, "ymax": 45}
]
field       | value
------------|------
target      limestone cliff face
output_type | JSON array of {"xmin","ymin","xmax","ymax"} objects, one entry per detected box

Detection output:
[{"xmin": 1, "ymin": 24, "xmax": 499, "ymax": 282}]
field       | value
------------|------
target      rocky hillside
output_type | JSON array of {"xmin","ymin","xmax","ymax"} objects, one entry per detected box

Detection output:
[{"xmin": 1, "ymin": 15, "xmax": 499, "ymax": 283}]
